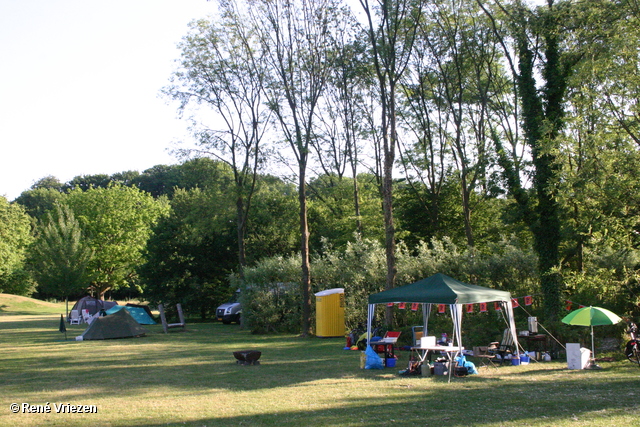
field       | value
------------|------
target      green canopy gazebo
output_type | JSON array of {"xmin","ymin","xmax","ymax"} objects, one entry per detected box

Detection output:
[{"xmin": 367, "ymin": 273, "xmax": 519, "ymax": 358}]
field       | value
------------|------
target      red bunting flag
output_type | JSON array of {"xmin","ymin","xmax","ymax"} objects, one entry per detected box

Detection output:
[
  {"xmin": 398, "ymin": 302, "xmax": 406, "ymax": 309},
  {"xmin": 494, "ymin": 302, "xmax": 502, "ymax": 311},
  {"xmin": 438, "ymin": 304, "xmax": 446, "ymax": 313},
  {"xmin": 466, "ymin": 304, "xmax": 474, "ymax": 313},
  {"xmin": 479, "ymin": 302, "xmax": 487, "ymax": 312},
  {"xmin": 579, "ymin": 305, "xmax": 585, "ymax": 308},
  {"xmin": 511, "ymin": 298, "xmax": 519, "ymax": 308},
  {"xmin": 524, "ymin": 295, "xmax": 533, "ymax": 306},
  {"xmin": 387, "ymin": 302, "xmax": 394, "ymax": 307},
  {"xmin": 411, "ymin": 303, "xmax": 419, "ymax": 311},
  {"xmin": 566, "ymin": 300, "xmax": 573, "ymax": 311}
]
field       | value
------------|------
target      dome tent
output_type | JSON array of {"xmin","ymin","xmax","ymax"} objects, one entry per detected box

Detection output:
[
  {"xmin": 80, "ymin": 308, "xmax": 148, "ymax": 340},
  {"xmin": 70, "ymin": 296, "xmax": 118, "ymax": 320}
]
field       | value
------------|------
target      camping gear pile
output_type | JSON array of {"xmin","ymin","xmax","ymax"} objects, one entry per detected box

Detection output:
[{"xmin": 364, "ymin": 273, "xmax": 518, "ymax": 381}]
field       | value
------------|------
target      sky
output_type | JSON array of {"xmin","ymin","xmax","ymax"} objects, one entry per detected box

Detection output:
[{"xmin": 0, "ymin": 0, "xmax": 217, "ymax": 201}]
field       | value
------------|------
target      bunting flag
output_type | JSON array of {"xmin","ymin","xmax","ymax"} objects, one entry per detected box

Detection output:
[
  {"xmin": 566, "ymin": 300, "xmax": 573, "ymax": 311},
  {"xmin": 579, "ymin": 305, "xmax": 585, "ymax": 308},
  {"xmin": 378, "ymin": 295, "xmax": 549, "ymax": 313}
]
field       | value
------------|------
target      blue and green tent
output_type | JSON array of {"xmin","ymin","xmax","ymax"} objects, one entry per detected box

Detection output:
[{"xmin": 105, "ymin": 305, "xmax": 156, "ymax": 325}]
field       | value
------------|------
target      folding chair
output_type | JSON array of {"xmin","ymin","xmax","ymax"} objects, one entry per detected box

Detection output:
[
  {"xmin": 488, "ymin": 329, "xmax": 516, "ymax": 365},
  {"xmin": 412, "ymin": 326, "xmax": 424, "ymax": 347},
  {"xmin": 473, "ymin": 346, "xmax": 498, "ymax": 369},
  {"xmin": 69, "ymin": 310, "xmax": 81, "ymax": 325},
  {"xmin": 158, "ymin": 303, "xmax": 186, "ymax": 333},
  {"xmin": 82, "ymin": 309, "xmax": 96, "ymax": 324}
]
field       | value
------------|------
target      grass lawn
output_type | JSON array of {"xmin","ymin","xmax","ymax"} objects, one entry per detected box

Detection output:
[{"xmin": 1, "ymin": 294, "xmax": 639, "ymax": 427}]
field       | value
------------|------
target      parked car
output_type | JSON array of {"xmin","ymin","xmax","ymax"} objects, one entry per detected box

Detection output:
[{"xmin": 216, "ymin": 290, "xmax": 241, "ymax": 324}]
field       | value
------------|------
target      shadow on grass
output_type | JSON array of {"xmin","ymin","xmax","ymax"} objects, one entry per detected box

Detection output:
[
  {"xmin": 3, "ymin": 315, "xmax": 640, "ymax": 426},
  {"xmin": 115, "ymin": 370, "xmax": 640, "ymax": 427}
]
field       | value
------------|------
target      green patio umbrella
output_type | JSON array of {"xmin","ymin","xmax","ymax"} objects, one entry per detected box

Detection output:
[{"xmin": 562, "ymin": 306, "xmax": 622, "ymax": 368}]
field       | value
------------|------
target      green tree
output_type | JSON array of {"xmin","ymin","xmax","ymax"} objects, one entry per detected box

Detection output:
[
  {"xmin": 166, "ymin": 6, "xmax": 271, "ymax": 278},
  {"xmin": 64, "ymin": 174, "xmax": 112, "ymax": 192},
  {"xmin": 249, "ymin": 0, "xmax": 345, "ymax": 335},
  {"xmin": 307, "ymin": 173, "xmax": 383, "ymax": 250},
  {"xmin": 243, "ymin": 175, "xmax": 299, "ymax": 263},
  {"xmin": 0, "ymin": 196, "xmax": 34, "ymax": 295},
  {"xmin": 557, "ymin": 0, "xmax": 640, "ymax": 270},
  {"xmin": 65, "ymin": 184, "xmax": 169, "ymax": 299},
  {"xmin": 360, "ymin": 0, "xmax": 422, "ymax": 326},
  {"xmin": 140, "ymin": 187, "xmax": 237, "ymax": 319},
  {"xmin": 14, "ymin": 186, "xmax": 65, "ymax": 222},
  {"xmin": 405, "ymin": 0, "xmax": 506, "ymax": 247},
  {"xmin": 140, "ymin": 171, "xmax": 299, "ymax": 318},
  {"xmin": 479, "ymin": 0, "xmax": 606, "ymax": 319},
  {"xmin": 314, "ymin": 26, "xmax": 371, "ymax": 236},
  {"xmin": 131, "ymin": 165, "xmax": 183, "ymax": 198},
  {"xmin": 14, "ymin": 176, "xmax": 66, "ymax": 221},
  {"xmin": 29, "ymin": 204, "xmax": 93, "ymax": 313}
]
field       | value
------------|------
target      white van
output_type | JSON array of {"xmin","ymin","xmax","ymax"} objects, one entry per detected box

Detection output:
[{"xmin": 216, "ymin": 290, "xmax": 241, "ymax": 324}]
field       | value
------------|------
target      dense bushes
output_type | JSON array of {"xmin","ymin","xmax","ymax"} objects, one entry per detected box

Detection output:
[
  {"xmin": 231, "ymin": 256, "xmax": 302, "ymax": 334},
  {"xmin": 236, "ymin": 235, "xmax": 540, "ymax": 336}
]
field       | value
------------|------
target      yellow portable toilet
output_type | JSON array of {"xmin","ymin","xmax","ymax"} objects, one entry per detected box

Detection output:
[{"xmin": 315, "ymin": 288, "xmax": 345, "ymax": 338}]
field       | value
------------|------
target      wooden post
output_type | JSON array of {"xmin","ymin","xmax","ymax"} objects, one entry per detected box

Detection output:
[
  {"xmin": 176, "ymin": 303, "xmax": 185, "ymax": 328},
  {"xmin": 158, "ymin": 304, "xmax": 168, "ymax": 334}
]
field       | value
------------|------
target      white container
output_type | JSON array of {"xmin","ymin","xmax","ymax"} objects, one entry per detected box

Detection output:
[
  {"xmin": 421, "ymin": 363, "xmax": 432, "ymax": 377},
  {"xmin": 420, "ymin": 336, "xmax": 436, "ymax": 348},
  {"xmin": 567, "ymin": 343, "xmax": 591, "ymax": 369}
]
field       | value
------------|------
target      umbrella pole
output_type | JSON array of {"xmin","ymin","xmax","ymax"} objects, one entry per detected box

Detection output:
[{"xmin": 587, "ymin": 325, "xmax": 601, "ymax": 369}]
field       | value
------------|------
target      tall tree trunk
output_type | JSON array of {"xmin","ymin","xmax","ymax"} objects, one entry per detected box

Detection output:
[
  {"xmin": 299, "ymin": 165, "xmax": 312, "ymax": 336},
  {"xmin": 360, "ymin": 0, "xmax": 421, "ymax": 327},
  {"xmin": 351, "ymin": 164, "xmax": 363, "ymax": 234},
  {"xmin": 383, "ymin": 94, "xmax": 397, "ymax": 326},
  {"xmin": 460, "ymin": 178, "xmax": 475, "ymax": 248},
  {"xmin": 236, "ymin": 195, "xmax": 247, "ymax": 279},
  {"xmin": 515, "ymin": 4, "xmax": 565, "ymax": 319}
]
